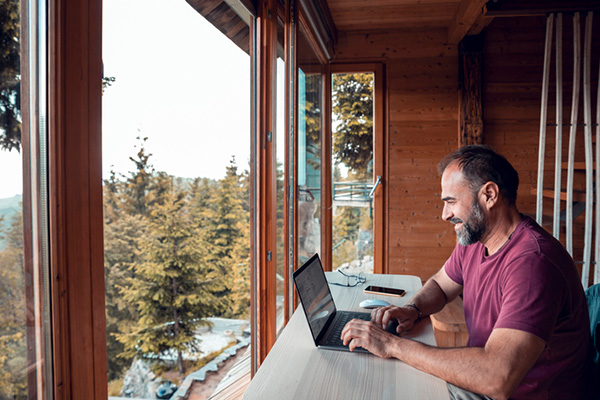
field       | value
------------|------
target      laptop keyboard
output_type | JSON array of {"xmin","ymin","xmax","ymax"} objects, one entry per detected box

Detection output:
[{"xmin": 324, "ymin": 312, "xmax": 370, "ymax": 346}]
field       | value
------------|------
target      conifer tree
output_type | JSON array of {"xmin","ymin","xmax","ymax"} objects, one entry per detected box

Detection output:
[
  {"xmin": 198, "ymin": 158, "xmax": 248, "ymax": 316},
  {"xmin": 228, "ymin": 220, "xmax": 250, "ymax": 318},
  {"xmin": 0, "ymin": 211, "xmax": 26, "ymax": 398},
  {"xmin": 122, "ymin": 136, "xmax": 155, "ymax": 216},
  {"xmin": 117, "ymin": 186, "xmax": 225, "ymax": 375},
  {"xmin": 204, "ymin": 158, "xmax": 245, "ymax": 259},
  {"xmin": 0, "ymin": 0, "xmax": 21, "ymax": 151},
  {"xmin": 332, "ymin": 73, "xmax": 373, "ymax": 179},
  {"xmin": 103, "ymin": 211, "xmax": 144, "ymax": 379},
  {"xmin": 188, "ymin": 177, "xmax": 217, "ymax": 229}
]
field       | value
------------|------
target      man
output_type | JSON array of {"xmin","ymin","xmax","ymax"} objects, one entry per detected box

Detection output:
[{"xmin": 341, "ymin": 145, "xmax": 593, "ymax": 400}]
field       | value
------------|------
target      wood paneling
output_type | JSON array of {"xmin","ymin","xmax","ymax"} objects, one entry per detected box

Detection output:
[
  {"xmin": 186, "ymin": 0, "xmax": 251, "ymax": 54},
  {"xmin": 335, "ymin": 27, "xmax": 458, "ymax": 281},
  {"xmin": 333, "ymin": 12, "xmax": 600, "ymax": 283},
  {"xmin": 327, "ymin": 0, "xmax": 461, "ymax": 31}
]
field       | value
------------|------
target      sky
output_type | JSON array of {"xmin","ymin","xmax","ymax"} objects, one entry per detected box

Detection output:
[
  {"xmin": 0, "ymin": 0, "xmax": 251, "ymax": 199},
  {"xmin": 102, "ymin": 0, "xmax": 251, "ymax": 182}
]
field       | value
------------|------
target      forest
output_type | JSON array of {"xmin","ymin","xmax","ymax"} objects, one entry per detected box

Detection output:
[
  {"xmin": 103, "ymin": 138, "xmax": 251, "ymax": 384},
  {"xmin": 0, "ymin": 138, "xmax": 252, "ymax": 398}
]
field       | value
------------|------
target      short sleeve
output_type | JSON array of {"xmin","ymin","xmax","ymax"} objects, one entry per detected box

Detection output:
[
  {"xmin": 444, "ymin": 244, "xmax": 465, "ymax": 286},
  {"xmin": 494, "ymin": 254, "xmax": 565, "ymax": 343}
]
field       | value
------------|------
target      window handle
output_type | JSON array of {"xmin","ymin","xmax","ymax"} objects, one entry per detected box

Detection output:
[{"xmin": 369, "ymin": 175, "xmax": 382, "ymax": 198}]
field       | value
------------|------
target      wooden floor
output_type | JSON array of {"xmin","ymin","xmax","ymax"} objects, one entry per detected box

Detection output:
[{"xmin": 207, "ymin": 348, "xmax": 251, "ymax": 400}]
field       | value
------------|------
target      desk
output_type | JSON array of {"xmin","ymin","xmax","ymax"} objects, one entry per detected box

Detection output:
[{"xmin": 244, "ymin": 273, "xmax": 450, "ymax": 399}]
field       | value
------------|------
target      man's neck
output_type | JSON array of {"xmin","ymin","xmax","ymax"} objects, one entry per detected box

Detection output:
[{"xmin": 481, "ymin": 207, "xmax": 522, "ymax": 256}]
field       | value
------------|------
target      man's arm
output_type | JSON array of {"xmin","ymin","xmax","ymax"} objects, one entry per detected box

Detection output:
[
  {"xmin": 341, "ymin": 323, "xmax": 545, "ymax": 400},
  {"xmin": 371, "ymin": 267, "xmax": 462, "ymax": 332}
]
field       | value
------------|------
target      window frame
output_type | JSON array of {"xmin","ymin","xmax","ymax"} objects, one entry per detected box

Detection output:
[{"xmin": 327, "ymin": 63, "xmax": 387, "ymax": 274}]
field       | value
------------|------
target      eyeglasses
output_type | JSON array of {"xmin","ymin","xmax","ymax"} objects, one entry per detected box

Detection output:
[{"xmin": 330, "ymin": 270, "xmax": 366, "ymax": 287}]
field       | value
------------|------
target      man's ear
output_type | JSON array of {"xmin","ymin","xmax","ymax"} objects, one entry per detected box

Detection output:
[{"xmin": 479, "ymin": 182, "xmax": 499, "ymax": 209}]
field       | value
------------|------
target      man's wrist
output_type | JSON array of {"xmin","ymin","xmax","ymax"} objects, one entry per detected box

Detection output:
[{"xmin": 406, "ymin": 303, "xmax": 424, "ymax": 323}]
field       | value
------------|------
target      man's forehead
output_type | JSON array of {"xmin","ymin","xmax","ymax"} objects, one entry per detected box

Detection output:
[{"xmin": 441, "ymin": 163, "xmax": 470, "ymax": 198}]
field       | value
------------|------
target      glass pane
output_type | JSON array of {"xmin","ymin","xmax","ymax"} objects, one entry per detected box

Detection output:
[
  {"xmin": 1, "ymin": 0, "xmax": 51, "ymax": 397},
  {"xmin": 297, "ymin": 25, "xmax": 322, "ymax": 265},
  {"xmin": 275, "ymin": 19, "xmax": 286, "ymax": 334},
  {"xmin": 103, "ymin": 0, "xmax": 251, "ymax": 396},
  {"xmin": 331, "ymin": 73, "xmax": 374, "ymax": 273}
]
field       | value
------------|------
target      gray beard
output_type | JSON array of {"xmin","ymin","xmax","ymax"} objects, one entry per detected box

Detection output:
[{"xmin": 453, "ymin": 201, "xmax": 487, "ymax": 246}]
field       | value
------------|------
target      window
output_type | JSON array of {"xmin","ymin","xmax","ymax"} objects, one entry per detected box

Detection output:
[
  {"xmin": 102, "ymin": 0, "xmax": 251, "ymax": 396},
  {"xmin": 1, "ymin": 0, "xmax": 53, "ymax": 397}
]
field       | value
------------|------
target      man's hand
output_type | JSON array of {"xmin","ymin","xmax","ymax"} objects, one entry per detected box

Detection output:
[
  {"xmin": 370, "ymin": 305, "xmax": 419, "ymax": 334},
  {"xmin": 341, "ymin": 319, "xmax": 400, "ymax": 358}
]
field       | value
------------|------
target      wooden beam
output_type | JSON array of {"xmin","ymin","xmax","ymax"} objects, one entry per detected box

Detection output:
[
  {"xmin": 448, "ymin": 0, "xmax": 488, "ymax": 44},
  {"xmin": 458, "ymin": 34, "xmax": 484, "ymax": 146},
  {"xmin": 467, "ymin": 14, "xmax": 494, "ymax": 36},
  {"xmin": 485, "ymin": 0, "xmax": 600, "ymax": 16}
]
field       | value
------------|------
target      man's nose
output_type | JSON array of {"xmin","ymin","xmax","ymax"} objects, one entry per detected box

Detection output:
[{"xmin": 442, "ymin": 204, "xmax": 452, "ymax": 221}]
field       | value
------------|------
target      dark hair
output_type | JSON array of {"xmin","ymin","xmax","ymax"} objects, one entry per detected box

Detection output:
[{"xmin": 438, "ymin": 145, "xmax": 519, "ymax": 204}]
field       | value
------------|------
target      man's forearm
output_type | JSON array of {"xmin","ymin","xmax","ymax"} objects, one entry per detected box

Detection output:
[
  {"xmin": 390, "ymin": 338, "xmax": 509, "ymax": 400},
  {"xmin": 408, "ymin": 276, "xmax": 455, "ymax": 318}
]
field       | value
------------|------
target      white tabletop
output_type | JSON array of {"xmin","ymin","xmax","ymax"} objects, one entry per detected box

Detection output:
[{"xmin": 244, "ymin": 273, "xmax": 450, "ymax": 399}]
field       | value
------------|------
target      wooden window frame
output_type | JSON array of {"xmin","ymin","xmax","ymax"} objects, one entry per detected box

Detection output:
[
  {"xmin": 47, "ymin": 0, "xmax": 107, "ymax": 397},
  {"xmin": 327, "ymin": 63, "xmax": 387, "ymax": 274},
  {"xmin": 20, "ymin": 0, "xmax": 108, "ymax": 398},
  {"xmin": 252, "ymin": 0, "xmax": 279, "ymax": 371}
]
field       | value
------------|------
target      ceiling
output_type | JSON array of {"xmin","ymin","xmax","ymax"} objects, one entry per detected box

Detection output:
[
  {"xmin": 186, "ymin": 0, "xmax": 600, "ymax": 55},
  {"xmin": 326, "ymin": 0, "xmax": 464, "ymax": 31}
]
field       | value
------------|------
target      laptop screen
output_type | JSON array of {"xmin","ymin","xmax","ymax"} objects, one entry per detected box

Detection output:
[{"xmin": 293, "ymin": 254, "xmax": 337, "ymax": 342}]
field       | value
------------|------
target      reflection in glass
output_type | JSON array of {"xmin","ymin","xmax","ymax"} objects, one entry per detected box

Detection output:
[
  {"xmin": 276, "ymin": 54, "xmax": 286, "ymax": 334},
  {"xmin": 331, "ymin": 73, "xmax": 374, "ymax": 273},
  {"xmin": 297, "ymin": 24, "xmax": 322, "ymax": 266},
  {"xmin": 298, "ymin": 70, "xmax": 322, "ymax": 264},
  {"xmin": 1, "ymin": 0, "xmax": 54, "ymax": 396}
]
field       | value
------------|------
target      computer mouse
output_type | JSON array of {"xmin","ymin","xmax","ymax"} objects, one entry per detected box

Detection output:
[{"xmin": 359, "ymin": 299, "xmax": 391, "ymax": 309}]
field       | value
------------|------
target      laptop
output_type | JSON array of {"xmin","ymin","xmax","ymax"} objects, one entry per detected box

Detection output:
[{"xmin": 293, "ymin": 253, "xmax": 373, "ymax": 353}]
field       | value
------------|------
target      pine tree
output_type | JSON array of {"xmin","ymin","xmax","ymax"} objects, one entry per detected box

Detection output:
[
  {"xmin": 204, "ymin": 158, "xmax": 245, "ymax": 259},
  {"xmin": 117, "ymin": 186, "xmax": 225, "ymax": 375},
  {"xmin": 188, "ymin": 177, "xmax": 217, "ymax": 230},
  {"xmin": 0, "ymin": 211, "xmax": 26, "ymax": 399},
  {"xmin": 0, "ymin": 0, "xmax": 21, "ymax": 151},
  {"xmin": 104, "ymin": 211, "xmax": 144, "ymax": 379},
  {"xmin": 122, "ymin": 136, "xmax": 155, "ymax": 216},
  {"xmin": 332, "ymin": 73, "xmax": 374, "ymax": 179},
  {"xmin": 197, "ymin": 158, "xmax": 248, "ymax": 317}
]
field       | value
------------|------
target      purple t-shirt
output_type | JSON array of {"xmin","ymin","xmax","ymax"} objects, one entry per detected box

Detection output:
[{"xmin": 444, "ymin": 215, "xmax": 592, "ymax": 399}]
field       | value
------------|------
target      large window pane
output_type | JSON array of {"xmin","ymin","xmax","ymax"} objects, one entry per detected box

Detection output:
[
  {"xmin": 1, "ymin": 0, "xmax": 52, "ymax": 397},
  {"xmin": 331, "ymin": 72, "xmax": 374, "ymax": 273},
  {"xmin": 275, "ymin": 19, "xmax": 286, "ymax": 334},
  {"xmin": 297, "ymin": 24, "xmax": 322, "ymax": 265},
  {"xmin": 103, "ymin": 1, "xmax": 250, "ymax": 396}
]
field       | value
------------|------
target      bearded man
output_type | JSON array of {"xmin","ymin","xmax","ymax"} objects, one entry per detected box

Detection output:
[{"xmin": 341, "ymin": 145, "xmax": 593, "ymax": 400}]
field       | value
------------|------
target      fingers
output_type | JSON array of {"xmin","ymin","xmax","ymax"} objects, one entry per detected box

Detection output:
[
  {"xmin": 341, "ymin": 319, "xmax": 396, "ymax": 358},
  {"xmin": 369, "ymin": 305, "xmax": 421, "ymax": 335},
  {"xmin": 397, "ymin": 317, "xmax": 414, "ymax": 333},
  {"xmin": 371, "ymin": 305, "xmax": 394, "ymax": 328},
  {"xmin": 341, "ymin": 319, "xmax": 371, "ymax": 347}
]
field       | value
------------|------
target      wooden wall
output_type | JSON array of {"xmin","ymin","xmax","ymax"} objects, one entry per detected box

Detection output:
[
  {"xmin": 335, "ymin": 28, "xmax": 459, "ymax": 280},
  {"xmin": 334, "ymin": 14, "xmax": 600, "ymax": 282}
]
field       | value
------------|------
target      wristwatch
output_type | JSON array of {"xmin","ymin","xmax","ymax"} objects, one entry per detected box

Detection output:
[{"xmin": 406, "ymin": 303, "xmax": 424, "ymax": 323}]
